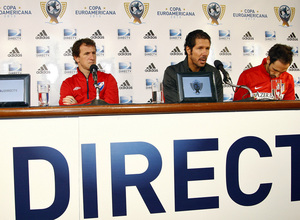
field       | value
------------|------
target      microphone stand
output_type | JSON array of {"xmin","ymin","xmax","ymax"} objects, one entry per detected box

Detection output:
[
  {"xmin": 214, "ymin": 60, "xmax": 254, "ymax": 101},
  {"xmin": 223, "ymin": 77, "xmax": 254, "ymax": 100},
  {"xmin": 90, "ymin": 70, "xmax": 107, "ymax": 105}
]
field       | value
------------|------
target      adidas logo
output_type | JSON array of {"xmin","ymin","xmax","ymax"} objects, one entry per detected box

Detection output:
[
  {"xmin": 170, "ymin": 46, "xmax": 183, "ymax": 56},
  {"xmin": 97, "ymin": 63, "xmax": 105, "ymax": 72},
  {"xmin": 145, "ymin": 63, "xmax": 158, "ymax": 72},
  {"xmin": 219, "ymin": 47, "xmax": 232, "ymax": 56},
  {"xmin": 35, "ymin": 30, "xmax": 50, "ymax": 39},
  {"xmin": 244, "ymin": 63, "xmax": 254, "ymax": 70},
  {"xmin": 119, "ymin": 80, "xmax": 133, "ymax": 90},
  {"xmin": 90, "ymin": 30, "xmax": 104, "ymax": 39},
  {"xmin": 287, "ymin": 32, "xmax": 298, "ymax": 41},
  {"xmin": 242, "ymin": 31, "xmax": 254, "ymax": 40},
  {"xmin": 289, "ymin": 63, "xmax": 300, "ymax": 71},
  {"xmin": 37, "ymin": 64, "xmax": 49, "ymax": 71},
  {"xmin": 8, "ymin": 47, "xmax": 22, "ymax": 57},
  {"xmin": 63, "ymin": 47, "xmax": 73, "ymax": 56},
  {"xmin": 118, "ymin": 46, "xmax": 131, "ymax": 56},
  {"xmin": 36, "ymin": 64, "xmax": 51, "ymax": 74},
  {"xmin": 143, "ymin": 30, "xmax": 157, "ymax": 39}
]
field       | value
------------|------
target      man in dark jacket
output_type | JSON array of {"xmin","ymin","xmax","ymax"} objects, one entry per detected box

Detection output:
[{"xmin": 163, "ymin": 29, "xmax": 223, "ymax": 103}]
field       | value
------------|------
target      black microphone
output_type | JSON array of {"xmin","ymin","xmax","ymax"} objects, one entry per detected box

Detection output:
[
  {"xmin": 214, "ymin": 60, "xmax": 231, "ymax": 84},
  {"xmin": 89, "ymin": 64, "xmax": 98, "ymax": 83}
]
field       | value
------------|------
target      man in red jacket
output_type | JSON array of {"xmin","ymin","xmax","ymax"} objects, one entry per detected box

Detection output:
[
  {"xmin": 233, "ymin": 44, "xmax": 295, "ymax": 101},
  {"xmin": 59, "ymin": 38, "xmax": 119, "ymax": 105}
]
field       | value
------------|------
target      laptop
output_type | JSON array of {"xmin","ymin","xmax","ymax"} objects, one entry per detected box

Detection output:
[
  {"xmin": 0, "ymin": 74, "xmax": 30, "ymax": 107},
  {"xmin": 177, "ymin": 72, "xmax": 218, "ymax": 103}
]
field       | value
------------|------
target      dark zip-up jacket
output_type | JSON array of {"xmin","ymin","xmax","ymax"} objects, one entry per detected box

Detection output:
[{"xmin": 163, "ymin": 56, "xmax": 223, "ymax": 103}]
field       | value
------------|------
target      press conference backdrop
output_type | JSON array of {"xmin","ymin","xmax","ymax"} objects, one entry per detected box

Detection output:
[{"xmin": 0, "ymin": 0, "xmax": 299, "ymax": 105}]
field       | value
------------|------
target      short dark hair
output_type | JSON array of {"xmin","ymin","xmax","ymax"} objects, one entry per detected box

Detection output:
[
  {"xmin": 268, "ymin": 44, "xmax": 293, "ymax": 65},
  {"xmin": 72, "ymin": 38, "xmax": 96, "ymax": 58},
  {"xmin": 184, "ymin": 29, "xmax": 211, "ymax": 55}
]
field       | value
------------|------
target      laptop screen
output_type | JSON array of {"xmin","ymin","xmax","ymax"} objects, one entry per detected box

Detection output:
[
  {"xmin": 177, "ymin": 72, "xmax": 217, "ymax": 103},
  {"xmin": 0, "ymin": 74, "xmax": 30, "ymax": 107}
]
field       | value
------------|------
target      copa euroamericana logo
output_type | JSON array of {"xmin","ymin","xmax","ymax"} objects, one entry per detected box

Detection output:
[
  {"xmin": 232, "ymin": 9, "xmax": 268, "ymax": 20},
  {"xmin": 74, "ymin": 6, "xmax": 116, "ymax": 17},
  {"xmin": 190, "ymin": 80, "xmax": 203, "ymax": 95},
  {"xmin": 0, "ymin": 5, "xmax": 32, "ymax": 17},
  {"xmin": 40, "ymin": 0, "xmax": 67, "ymax": 24},
  {"xmin": 202, "ymin": 2, "xmax": 226, "ymax": 25},
  {"xmin": 157, "ymin": 6, "xmax": 195, "ymax": 18},
  {"xmin": 124, "ymin": 0, "xmax": 149, "ymax": 24},
  {"xmin": 274, "ymin": 5, "xmax": 295, "ymax": 27}
]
